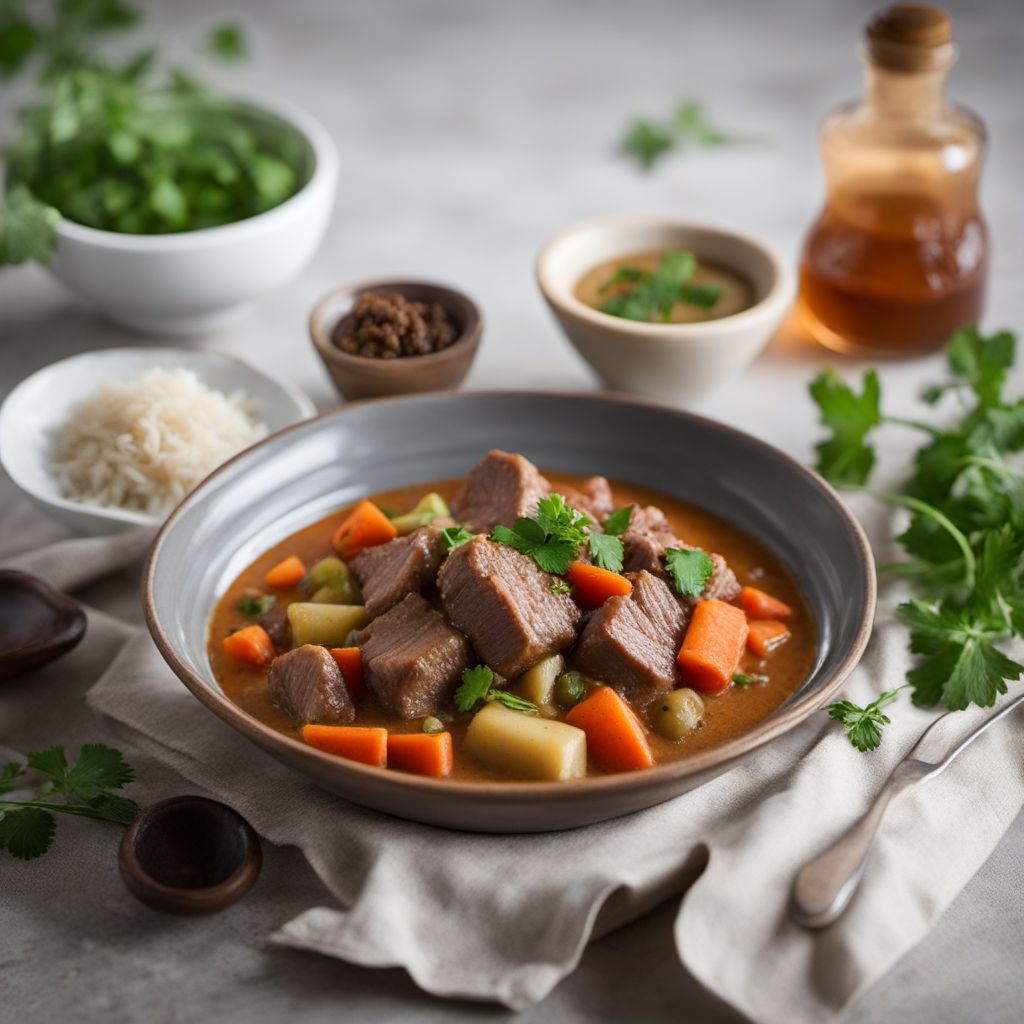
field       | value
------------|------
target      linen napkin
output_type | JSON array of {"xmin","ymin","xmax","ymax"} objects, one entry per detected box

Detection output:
[{"xmin": 6, "ymin": 525, "xmax": 1023, "ymax": 1022}]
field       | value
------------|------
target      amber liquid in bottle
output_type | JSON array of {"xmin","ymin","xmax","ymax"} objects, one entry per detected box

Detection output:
[{"xmin": 799, "ymin": 5, "xmax": 988, "ymax": 356}]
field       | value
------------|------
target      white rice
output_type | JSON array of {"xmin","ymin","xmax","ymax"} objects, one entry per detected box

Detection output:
[{"xmin": 51, "ymin": 367, "xmax": 268, "ymax": 516}]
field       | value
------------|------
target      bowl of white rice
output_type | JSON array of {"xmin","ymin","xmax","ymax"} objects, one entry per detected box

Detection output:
[{"xmin": 0, "ymin": 348, "xmax": 317, "ymax": 535}]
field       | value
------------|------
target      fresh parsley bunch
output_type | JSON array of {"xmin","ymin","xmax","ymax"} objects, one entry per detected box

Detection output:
[
  {"xmin": 811, "ymin": 327, "xmax": 1024, "ymax": 750},
  {"xmin": 0, "ymin": 744, "xmax": 138, "ymax": 860}
]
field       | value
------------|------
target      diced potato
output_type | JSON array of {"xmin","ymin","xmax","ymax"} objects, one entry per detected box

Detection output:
[
  {"xmin": 464, "ymin": 702, "xmax": 586, "ymax": 781},
  {"xmin": 390, "ymin": 493, "xmax": 452, "ymax": 535},
  {"xmin": 652, "ymin": 688, "xmax": 705, "ymax": 742},
  {"xmin": 302, "ymin": 557, "xmax": 357, "ymax": 602},
  {"xmin": 310, "ymin": 584, "xmax": 353, "ymax": 605},
  {"xmin": 515, "ymin": 654, "xmax": 564, "ymax": 706},
  {"xmin": 286, "ymin": 602, "xmax": 368, "ymax": 648}
]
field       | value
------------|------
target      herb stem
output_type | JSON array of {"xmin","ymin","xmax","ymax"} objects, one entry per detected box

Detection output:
[
  {"xmin": 0, "ymin": 799, "xmax": 120, "ymax": 822},
  {"xmin": 882, "ymin": 415, "xmax": 942, "ymax": 437}
]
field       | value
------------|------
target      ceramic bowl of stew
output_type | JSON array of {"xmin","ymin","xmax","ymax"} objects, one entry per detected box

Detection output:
[
  {"xmin": 143, "ymin": 392, "xmax": 874, "ymax": 833},
  {"xmin": 536, "ymin": 215, "xmax": 795, "ymax": 405}
]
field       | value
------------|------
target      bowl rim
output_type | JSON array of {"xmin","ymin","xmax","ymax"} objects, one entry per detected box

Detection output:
[
  {"xmin": 535, "ymin": 214, "xmax": 795, "ymax": 338},
  {"xmin": 51, "ymin": 95, "xmax": 339, "ymax": 252},
  {"xmin": 142, "ymin": 389, "xmax": 876, "ymax": 808},
  {"xmin": 0, "ymin": 345, "xmax": 318, "ymax": 529},
  {"xmin": 308, "ymin": 277, "xmax": 484, "ymax": 370}
]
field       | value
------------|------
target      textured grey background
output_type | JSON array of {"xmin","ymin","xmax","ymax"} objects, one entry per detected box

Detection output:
[{"xmin": 1, "ymin": 0, "xmax": 1023, "ymax": 1021}]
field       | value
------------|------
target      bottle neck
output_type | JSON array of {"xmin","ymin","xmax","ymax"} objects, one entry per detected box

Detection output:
[{"xmin": 863, "ymin": 61, "xmax": 948, "ymax": 121}]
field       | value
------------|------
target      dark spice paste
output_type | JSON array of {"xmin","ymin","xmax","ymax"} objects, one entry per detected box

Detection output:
[{"xmin": 335, "ymin": 292, "xmax": 458, "ymax": 359}]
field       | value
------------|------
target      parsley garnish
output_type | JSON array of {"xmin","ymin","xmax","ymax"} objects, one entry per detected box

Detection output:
[
  {"xmin": 622, "ymin": 99, "xmax": 743, "ymax": 171},
  {"xmin": 811, "ymin": 327, "xmax": 1024, "ymax": 750},
  {"xmin": 603, "ymin": 505, "xmax": 635, "ymax": 537},
  {"xmin": 238, "ymin": 594, "xmax": 275, "ymax": 617},
  {"xmin": 454, "ymin": 665, "xmax": 538, "ymax": 714},
  {"xmin": 0, "ymin": 744, "xmax": 137, "ymax": 860},
  {"xmin": 588, "ymin": 532, "xmax": 625, "ymax": 573},
  {"xmin": 599, "ymin": 251, "xmax": 722, "ymax": 323},
  {"xmin": 665, "ymin": 547, "xmax": 714, "ymax": 597},
  {"xmin": 491, "ymin": 493, "xmax": 591, "ymax": 576},
  {"xmin": 441, "ymin": 526, "xmax": 477, "ymax": 551},
  {"xmin": 826, "ymin": 687, "xmax": 907, "ymax": 753}
]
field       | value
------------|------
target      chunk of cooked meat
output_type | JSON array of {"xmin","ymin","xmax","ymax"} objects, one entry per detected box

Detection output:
[
  {"xmin": 349, "ymin": 525, "xmax": 445, "ymax": 618},
  {"xmin": 352, "ymin": 593, "xmax": 471, "ymax": 719},
  {"xmin": 621, "ymin": 505, "xmax": 740, "ymax": 603},
  {"xmin": 449, "ymin": 450, "xmax": 551, "ymax": 533},
  {"xmin": 559, "ymin": 475, "xmax": 616, "ymax": 524},
  {"xmin": 258, "ymin": 603, "xmax": 292, "ymax": 652},
  {"xmin": 438, "ymin": 536, "xmax": 582, "ymax": 679},
  {"xmin": 573, "ymin": 571, "xmax": 689, "ymax": 705},
  {"xmin": 268, "ymin": 644, "xmax": 354, "ymax": 726}
]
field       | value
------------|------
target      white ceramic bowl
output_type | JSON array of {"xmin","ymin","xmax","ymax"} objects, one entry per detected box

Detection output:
[
  {"xmin": 0, "ymin": 347, "xmax": 317, "ymax": 536},
  {"xmin": 47, "ymin": 98, "xmax": 339, "ymax": 336},
  {"xmin": 536, "ymin": 216, "xmax": 795, "ymax": 404}
]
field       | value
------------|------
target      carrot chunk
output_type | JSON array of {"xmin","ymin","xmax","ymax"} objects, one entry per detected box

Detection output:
[
  {"xmin": 387, "ymin": 732, "xmax": 453, "ymax": 778},
  {"xmin": 564, "ymin": 685, "xmax": 654, "ymax": 772},
  {"xmin": 566, "ymin": 560, "xmax": 633, "ymax": 610},
  {"xmin": 747, "ymin": 619, "xmax": 791, "ymax": 657},
  {"xmin": 332, "ymin": 500, "xmax": 398, "ymax": 558},
  {"xmin": 265, "ymin": 555, "xmax": 307, "ymax": 589},
  {"xmin": 302, "ymin": 725, "xmax": 388, "ymax": 767},
  {"xmin": 676, "ymin": 599, "xmax": 749, "ymax": 694},
  {"xmin": 739, "ymin": 586, "xmax": 793, "ymax": 620},
  {"xmin": 329, "ymin": 646, "xmax": 365, "ymax": 703},
  {"xmin": 222, "ymin": 625, "xmax": 276, "ymax": 670}
]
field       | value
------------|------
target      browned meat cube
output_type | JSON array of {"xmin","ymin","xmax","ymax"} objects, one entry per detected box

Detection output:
[
  {"xmin": 559, "ymin": 475, "xmax": 616, "ymax": 524},
  {"xmin": 259, "ymin": 603, "xmax": 291, "ymax": 652},
  {"xmin": 573, "ymin": 571, "xmax": 689, "ymax": 705},
  {"xmin": 450, "ymin": 450, "xmax": 551, "ymax": 533},
  {"xmin": 438, "ymin": 536, "xmax": 581, "ymax": 679},
  {"xmin": 352, "ymin": 593, "xmax": 471, "ymax": 719},
  {"xmin": 349, "ymin": 526, "xmax": 445, "ymax": 618},
  {"xmin": 268, "ymin": 645, "xmax": 354, "ymax": 726}
]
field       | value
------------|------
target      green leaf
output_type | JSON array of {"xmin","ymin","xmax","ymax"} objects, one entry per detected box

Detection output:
[
  {"xmin": 238, "ymin": 594, "xmax": 275, "ymax": 617},
  {"xmin": 947, "ymin": 326, "xmax": 1015, "ymax": 408},
  {"xmin": 826, "ymin": 686, "xmax": 905, "ymax": 752},
  {"xmin": 599, "ymin": 251, "xmax": 705, "ymax": 323},
  {"xmin": 26, "ymin": 746, "xmax": 68, "ymax": 786},
  {"xmin": 87, "ymin": 792, "xmax": 138, "ymax": 824},
  {"xmin": 149, "ymin": 178, "xmax": 187, "ymax": 227},
  {"xmin": 441, "ymin": 526, "xmax": 476, "ymax": 551},
  {"xmin": 678, "ymin": 282, "xmax": 723, "ymax": 308},
  {"xmin": 0, "ymin": 17, "xmax": 39, "ymax": 77},
  {"xmin": 489, "ymin": 690, "xmax": 538, "ymax": 713},
  {"xmin": 602, "ymin": 505, "xmax": 634, "ymax": 537},
  {"xmin": 490, "ymin": 493, "xmax": 589, "ymax": 575},
  {"xmin": 621, "ymin": 119, "xmax": 674, "ymax": 171},
  {"xmin": 0, "ymin": 762, "xmax": 25, "ymax": 795},
  {"xmin": 532, "ymin": 538, "xmax": 579, "ymax": 575},
  {"xmin": 664, "ymin": 547, "xmax": 714, "ymax": 597},
  {"xmin": 621, "ymin": 100, "xmax": 743, "ymax": 171},
  {"xmin": 0, "ymin": 186, "xmax": 59, "ymax": 265},
  {"xmin": 455, "ymin": 665, "xmax": 494, "ymax": 713},
  {"xmin": 549, "ymin": 580, "xmax": 573, "ymax": 595},
  {"xmin": 588, "ymin": 532, "xmax": 625, "ymax": 573},
  {"xmin": 207, "ymin": 23, "xmax": 247, "ymax": 61},
  {"xmin": 732, "ymin": 673, "xmax": 754, "ymax": 688},
  {"xmin": 65, "ymin": 744, "xmax": 134, "ymax": 799},
  {"xmin": 0, "ymin": 807, "xmax": 56, "ymax": 860},
  {"xmin": 808, "ymin": 368, "xmax": 882, "ymax": 487}
]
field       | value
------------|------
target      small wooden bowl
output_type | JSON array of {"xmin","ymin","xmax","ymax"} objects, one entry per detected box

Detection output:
[
  {"xmin": 309, "ymin": 279, "xmax": 482, "ymax": 402},
  {"xmin": 0, "ymin": 570, "xmax": 87, "ymax": 680},
  {"xmin": 119, "ymin": 796, "xmax": 262, "ymax": 915}
]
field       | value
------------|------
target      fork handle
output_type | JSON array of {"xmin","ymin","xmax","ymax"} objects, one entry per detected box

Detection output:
[{"xmin": 790, "ymin": 763, "xmax": 922, "ymax": 929}]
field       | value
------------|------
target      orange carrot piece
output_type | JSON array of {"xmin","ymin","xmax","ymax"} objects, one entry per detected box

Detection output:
[
  {"xmin": 222, "ymin": 625, "xmax": 276, "ymax": 670},
  {"xmin": 387, "ymin": 732, "xmax": 453, "ymax": 778},
  {"xmin": 265, "ymin": 555, "xmax": 307, "ymax": 589},
  {"xmin": 564, "ymin": 685, "xmax": 654, "ymax": 772},
  {"xmin": 332, "ymin": 500, "xmax": 398, "ymax": 558},
  {"xmin": 566, "ymin": 560, "xmax": 633, "ymax": 610},
  {"xmin": 329, "ymin": 646, "xmax": 366, "ymax": 704},
  {"xmin": 676, "ymin": 599, "xmax": 749, "ymax": 694},
  {"xmin": 739, "ymin": 585, "xmax": 793, "ymax": 620},
  {"xmin": 746, "ymin": 619, "xmax": 791, "ymax": 657},
  {"xmin": 302, "ymin": 725, "xmax": 388, "ymax": 767}
]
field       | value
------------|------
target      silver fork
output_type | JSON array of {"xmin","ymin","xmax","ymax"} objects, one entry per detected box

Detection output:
[{"xmin": 790, "ymin": 690, "xmax": 1024, "ymax": 929}]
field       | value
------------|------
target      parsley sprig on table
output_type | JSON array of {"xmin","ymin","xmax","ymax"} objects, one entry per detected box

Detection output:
[
  {"xmin": 455, "ymin": 665, "xmax": 537, "ymax": 714},
  {"xmin": 827, "ymin": 686, "xmax": 908, "ymax": 753},
  {"xmin": 0, "ymin": 744, "xmax": 137, "ymax": 860},
  {"xmin": 811, "ymin": 327, "xmax": 1024, "ymax": 750},
  {"xmin": 599, "ymin": 251, "xmax": 722, "ymax": 323},
  {"xmin": 621, "ymin": 99, "xmax": 743, "ymax": 171}
]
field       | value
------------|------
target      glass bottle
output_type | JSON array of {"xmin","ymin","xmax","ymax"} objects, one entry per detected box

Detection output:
[{"xmin": 798, "ymin": 4, "xmax": 988, "ymax": 356}]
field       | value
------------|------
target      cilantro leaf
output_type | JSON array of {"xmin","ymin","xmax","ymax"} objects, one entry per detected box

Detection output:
[
  {"xmin": 455, "ymin": 665, "xmax": 494, "ymax": 712},
  {"xmin": 599, "ymin": 251, "xmax": 714, "ymax": 323},
  {"xmin": 621, "ymin": 119, "xmax": 674, "ymax": 171},
  {"xmin": 621, "ymin": 99, "xmax": 742, "ymax": 171},
  {"xmin": 64, "ymin": 744, "xmax": 134, "ymax": 799},
  {"xmin": 947, "ymin": 326, "xmax": 1015, "ymax": 408},
  {"xmin": 0, "ymin": 763, "xmax": 25, "ymax": 795},
  {"xmin": 603, "ymin": 505, "xmax": 635, "ymax": 537},
  {"xmin": 0, "ymin": 186, "xmax": 60, "ymax": 265},
  {"xmin": 664, "ymin": 547, "xmax": 714, "ymax": 597},
  {"xmin": 489, "ymin": 690, "xmax": 538, "ymax": 713},
  {"xmin": 532, "ymin": 539, "xmax": 580, "ymax": 575},
  {"xmin": 207, "ymin": 23, "xmax": 247, "ymax": 62},
  {"xmin": 0, "ymin": 807, "xmax": 56, "ymax": 860},
  {"xmin": 239, "ymin": 594, "xmax": 275, "ymax": 617},
  {"xmin": 490, "ymin": 493, "xmax": 590, "ymax": 576},
  {"xmin": 808, "ymin": 368, "xmax": 882, "ymax": 487},
  {"xmin": 678, "ymin": 282, "xmax": 723, "ymax": 308},
  {"xmin": 441, "ymin": 526, "xmax": 476, "ymax": 551},
  {"xmin": 588, "ymin": 532, "xmax": 625, "ymax": 573}
]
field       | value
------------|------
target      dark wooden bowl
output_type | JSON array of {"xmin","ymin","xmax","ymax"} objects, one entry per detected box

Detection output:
[
  {"xmin": 118, "ymin": 796, "xmax": 262, "ymax": 915},
  {"xmin": 0, "ymin": 570, "xmax": 87, "ymax": 680},
  {"xmin": 309, "ymin": 279, "xmax": 482, "ymax": 402}
]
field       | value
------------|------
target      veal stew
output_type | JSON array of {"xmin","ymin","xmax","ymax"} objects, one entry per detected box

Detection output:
[{"xmin": 208, "ymin": 451, "xmax": 814, "ymax": 782}]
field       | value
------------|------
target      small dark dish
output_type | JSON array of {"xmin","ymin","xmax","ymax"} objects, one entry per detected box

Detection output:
[
  {"xmin": 0, "ymin": 570, "xmax": 87, "ymax": 680},
  {"xmin": 310, "ymin": 279, "xmax": 482, "ymax": 401},
  {"xmin": 118, "ymin": 795, "xmax": 262, "ymax": 915}
]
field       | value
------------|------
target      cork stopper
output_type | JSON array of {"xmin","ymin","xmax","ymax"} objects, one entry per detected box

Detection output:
[{"xmin": 866, "ymin": 4, "xmax": 954, "ymax": 71}]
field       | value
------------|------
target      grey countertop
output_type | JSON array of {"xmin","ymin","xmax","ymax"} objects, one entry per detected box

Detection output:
[{"xmin": 2, "ymin": 0, "xmax": 1022, "ymax": 1021}]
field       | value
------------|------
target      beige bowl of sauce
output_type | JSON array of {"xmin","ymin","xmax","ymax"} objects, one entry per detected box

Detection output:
[{"xmin": 536, "ymin": 216, "xmax": 795, "ymax": 404}]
